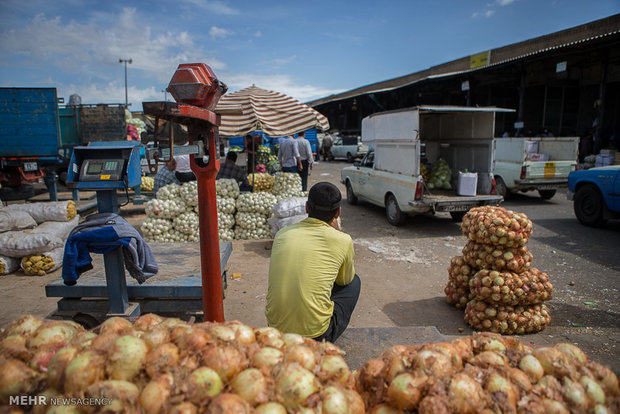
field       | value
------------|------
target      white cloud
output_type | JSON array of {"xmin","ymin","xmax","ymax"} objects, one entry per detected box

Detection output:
[
  {"xmin": 178, "ymin": 0, "xmax": 239, "ymax": 15},
  {"xmin": 254, "ymin": 30, "xmax": 263, "ymax": 37},
  {"xmin": 209, "ymin": 26, "xmax": 234, "ymax": 40},
  {"xmin": 272, "ymin": 55, "xmax": 297, "ymax": 65},
  {"xmin": 220, "ymin": 72, "xmax": 345, "ymax": 102},
  {"xmin": 57, "ymin": 82, "xmax": 163, "ymax": 108},
  {"xmin": 485, "ymin": 10, "xmax": 495, "ymax": 17},
  {"xmin": 496, "ymin": 0, "xmax": 515, "ymax": 5}
]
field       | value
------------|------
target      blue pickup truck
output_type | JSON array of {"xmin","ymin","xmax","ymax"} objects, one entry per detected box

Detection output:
[{"xmin": 567, "ymin": 165, "xmax": 620, "ymax": 226}]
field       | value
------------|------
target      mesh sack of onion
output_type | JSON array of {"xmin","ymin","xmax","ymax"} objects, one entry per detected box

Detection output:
[
  {"xmin": 464, "ymin": 300, "xmax": 551, "ymax": 335},
  {"xmin": 462, "ymin": 240, "xmax": 533, "ymax": 274},
  {"xmin": 445, "ymin": 256, "xmax": 476, "ymax": 309},
  {"xmin": 461, "ymin": 206, "xmax": 533, "ymax": 247},
  {"xmin": 468, "ymin": 268, "xmax": 553, "ymax": 307}
]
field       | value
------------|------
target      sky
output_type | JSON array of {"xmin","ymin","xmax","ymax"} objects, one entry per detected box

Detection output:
[{"xmin": 0, "ymin": 1, "xmax": 618, "ymax": 108}]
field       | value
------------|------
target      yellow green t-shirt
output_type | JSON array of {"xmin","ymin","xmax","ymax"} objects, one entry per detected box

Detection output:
[{"xmin": 265, "ymin": 217, "xmax": 355, "ymax": 338}]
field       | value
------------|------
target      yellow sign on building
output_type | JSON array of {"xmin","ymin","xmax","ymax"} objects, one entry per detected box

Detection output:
[{"xmin": 470, "ymin": 51, "xmax": 490, "ymax": 69}]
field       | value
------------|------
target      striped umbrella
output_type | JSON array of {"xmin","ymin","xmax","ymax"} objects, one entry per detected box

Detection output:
[{"xmin": 215, "ymin": 85, "xmax": 329, "ymax": 138}]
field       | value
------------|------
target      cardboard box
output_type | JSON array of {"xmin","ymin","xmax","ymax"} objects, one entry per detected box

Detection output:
[
  {"xmin": 457, "ymin": 172, "xmax": 478, "ymax": 196},
  {"xmin": 596, "ymin": 154, "xmax": 613, "ymax": 166}
]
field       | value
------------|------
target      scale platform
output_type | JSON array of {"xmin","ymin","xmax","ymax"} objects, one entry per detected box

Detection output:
[{"xmin": 46, "ymin": 242, "xmax": 232, "ymax": 324}]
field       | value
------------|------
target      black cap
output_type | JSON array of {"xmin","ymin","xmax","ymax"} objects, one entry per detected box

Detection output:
[{"xmin": 308, "ymin": 182, "xmax": 342, "ymax": 211}]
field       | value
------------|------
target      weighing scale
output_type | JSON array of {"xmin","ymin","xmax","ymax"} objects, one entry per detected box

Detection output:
[{"xmin": 45, "ymin": 63, "xmax": 231, "ymax": 326}]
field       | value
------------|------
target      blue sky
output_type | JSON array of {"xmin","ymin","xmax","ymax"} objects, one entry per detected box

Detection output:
[{"xmin": 0, "ymin": 1, "xmax": 617, "ymax": 107}]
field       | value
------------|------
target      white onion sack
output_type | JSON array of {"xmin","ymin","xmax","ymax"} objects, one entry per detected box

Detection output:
[
  {"xmin": 20, "ymin": 247, "xmax": 64, "ymax": 276},
  {"xmin": 156, "ymin": 183, "xmax": 181, "ymax": 201},
  {"xmin": 216, "ymin": 178, "xmax": 240, "ymax": 199},
  {"xmin": 235, "ymin": 212, "xmax": 269, "ymax": 231},
  {"xmin": 29, "ymin": 217, "xmax": 80, "ymax": 241},
  {"xmin": 0, "ymin": 210, "xmax": 37, "ymax": 233},
  {"xmin": 4, "ymin": 201, "xmax": 78, "ymax": 224},
  {"xmin": 268, "ymin": 214, "xmax": 307, "ymax": 236},
  {"xmin": 0, "ymin": 255, "xmax": 19, "ymax": 275},
  {"xmin": 218, "ymin": 212, "xmax": 235, "ymax": 230},
  {"xmin": 145, "ymin": 198, "xmax": 186, "ymax": 220},
  {"xmin": 234, "ymin": 225, "xmax": 271, "ymax": 240},
  {"xmin": 173, "ymin": 211, "xmax": 199, "ymax": 235},
  {"xmin": 0, "ymin": 231, "xmax": 64, "ymax": 258},
  {"xmin": 271, "ymin": 197, "xmax": 308, "ymax": 219},
  {"xmin": 236, "ymin": 193, "xmax": 277, "ymax": 215},
  {"xmin": 180, "ymin": 181, "xmax": 198, "ymax": 206},
  {"xmin": 216, "ymin": 197, "xmax": 236, "ymax": 214},
  {"xmin": 219, "ymin": 228, "xmax": 235, "ymax": 242},
  {"xmin": 141, "ymin": 218, "xmax": 174, "ymax": 242},
  {"xmin": 272, "ymin": 173, "xmax": 302, "ymax": 197}
]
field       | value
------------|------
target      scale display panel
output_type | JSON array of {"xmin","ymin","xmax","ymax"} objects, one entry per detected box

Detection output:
[{"xmin": 79, "ymin": 159, "xmax": 126, "ymax": 182}]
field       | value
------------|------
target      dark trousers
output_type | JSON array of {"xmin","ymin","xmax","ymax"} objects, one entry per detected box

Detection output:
[
  {"xmin": 175, "ymin": 171, "xmax": 196, "ymax": 183},
  {"xmin": 282, "ymin": 166, "xmax": 298, "ymax": 173},
  {"xmin": 313, "ymin": 274, "xmax": 361, "ymax": 343},
  {"xmin": 299, "ymin": 159, "xmax": 310, "ymax": 191}
]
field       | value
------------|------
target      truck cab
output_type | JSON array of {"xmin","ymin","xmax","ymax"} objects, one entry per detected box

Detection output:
[{"xmin": 567, "ymin": 165, "xmax": 620, "ymax": 226}]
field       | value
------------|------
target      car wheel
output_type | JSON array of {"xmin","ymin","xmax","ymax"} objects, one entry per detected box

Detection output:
[
  {"xmin": 538, "ymin": 189, "xmax": 556, "ymax": 200},
  {"xmin": 385, "ymin": 194, "xmax": 405, "ymax": 226},
  {"xmin": 346, "ymin": 180, "xmax": 358, "ymax": 205},
  {"xmin": 450, "ymin": 211, "xmax": 466, "ymax": 222},
  {"xmin": 574, "ymin": 185, "xmax": 606, "ymax": 227},
  {"xmin": 494, "ymin": 176, "xmax": 510, "ymax": 199},
  {"xmin": 346, "ymin": 153, "xmax": 354, "ymax": 163}
]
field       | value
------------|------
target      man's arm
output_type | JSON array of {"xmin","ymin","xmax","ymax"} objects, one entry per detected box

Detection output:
[{"xmin": 335, "ymin": 237, "xmax": 355, "ymax": 286}]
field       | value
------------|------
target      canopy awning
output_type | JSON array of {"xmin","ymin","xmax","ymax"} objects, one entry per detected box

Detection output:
[{"xmin": 215, "ymin": 85, "xmax": 329, "ymax": 138}]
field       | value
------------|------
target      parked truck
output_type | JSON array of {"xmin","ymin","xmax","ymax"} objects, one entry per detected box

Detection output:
[
  {"xmin": 0, "ymin": 87, "xmax": 127, "ymax": 200},
  {"xmin": 341, "ymin": 106, "xmax": 506, "ymax": 225},
  {"xmin": 493, "ymin": 137, "xmax": 579, "ymax": 199}
]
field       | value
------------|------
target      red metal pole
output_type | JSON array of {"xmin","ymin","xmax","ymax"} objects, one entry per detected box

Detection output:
[{"xmin": 191, "ymin": 126, "xmax": 224, "ymax": 322}]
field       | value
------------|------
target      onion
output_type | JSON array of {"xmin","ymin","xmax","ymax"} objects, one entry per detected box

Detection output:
[
  {"xmin": 32, "ymin": 388, "xmax": 60, "ymax": 414},
  {"xmin": 146, "ymin": 343, "xmax": 179, "ymax": 377},
  {"xmin": 533, "ymin": 347, "xmax": 571, "ymax": 377},
  {"xmin": 141, "ymin": 327, "xmax": 170, "ymax": 349},
  {"xmin": 46, "ymin": 346, "xmax": 77, "ymax": 390},
  {"xmin": 368, "ymin": 403, "xmax": 404, "ymax": 414},
  {"xmin": 358, "ymin": 359, "xmax": 386, "ymax": 391},
  {"xmin": 86, "ymin": 379, "xmax": 139, "ymax": 411},
  {"xmin": 319, "ymin": 354, "xmax": 350, "ymax": 384},
  {"xmin": 139, "ymin": 373, "xmax": 173, "ymax": 414},
  {"xmin": 415, "ymin": 350, "xmax": 453, "ymax": 379},
  {"xmin": 562, "ymin": 377, "xmax": 589, "ymax": 411},
  {"xmin": 29, "ymin": 348, "xmax": 57, "ymax": 372},
  {"xmin": 27, "ymin": 321, "xmax": 79, "ymax": 350},
  {"xmin": 448, "ymin": 372, "xmax": 486, "ymax": 414},
  {"xmin": 285, "ymin": 345, "xmax": 316, "ymax": 371},
  {"xmin": 276, "ymin": 362, "xmax": 319, "ymax": 409},
  {"xmin": 450, "ymin": 337, "xmax": 474, "ymax": 361},
  {"xmin": 72, "ymin": 332, "xmax": 97, "ymax": 349},
  {"xmin": 255, "ymin": 327, "xmax": 284, "ymax": 349},
  {"xmin": 107, "ymin": 335, "xmax": 148, "ymax": 381},
  {"xmin": 188, "ymin": 367, "xmax": 223, "ymax": 403},
  {"xmin": 556, "ymin": 343, "xmax": 587, "ymax": 365},
  {"xmin": 230, "ymin": 368, "xmax": 270, "ymax": 405},
  {"xmin": 227, "ymin": 322, "xmax": 256, "ymax": 345},
  {"xmin": 580, "ymin": 376, "xmax": 605, "ymax": 405},
  {"xmin": 4, "ymin": 314, "xmax": 43, "ymax": 338},
  {"xmin": 282, "ymin": 333, "xmax": 306, "ymax": 348},
  {"xmin": 99, "ymin": 317, "xmax": 133, "ymax": 335},
  {"xmin": 209, "ymin": 325, "xmax": 236, "ymax": 342},
  {"xmin": 170, "ymin": 402, "xmax": 198, "ymax": 414},
  {"xmin": 345, "ymin": 388, "xmax": 366, "ymax": 414},
  {"xmin": 507, "ymin": 367, "xmax": 532, "ymax": 392},
  {"xmin": 321, "ymin": 385, "xmax": 349, "ymax": 414},
  {"xmin": 542, "ymin": 398, "xmax": 570, "ymax": 414},
  {"xmin": 251, "ymin": 347, "xmax": 283, "ymax": 372},
  {"xmin": 387, "ymin": 372, "xmax": 427, "ymax": 410},
  {"xmin": 202, "ymin": 344, "xmax": 247, "ymax": 381},
  {"xmin": 0, "ymin": 358, "xmax": 39, "ymax": 402},
  {"xmin": 176, "ymin": 328, "xmax": 212, "ymax": 351},
  {"xmin": 255, "ymin": 402, "xmax": 288, "ymax": 414},
  {"xmin": 207, "ymin": 393, "xmax": 252, "ymax": 414},
  {"xmin": 64, "ymin": 351, "xmax": 105, "ymax": 394},
  {"xmin": 90, "ymin": 332, "xmax": 119, "ymax": 354},
  {"xmin": 519, "ymin": 354, "xmax": 544, "ymax": 383},
  {"xmin": 485, "ymin": 372, "xmax": 518, "ymax": 412},
  {"xmin": 471, "ymin": 351, "xmax": 507, "ymax": 368},
  {"xmin": 159, "ymin": 317, "xmax": 188, "ymax": 331},
  {"xmin": 1, "ymin": 334, "xmax": 30, "ymax": 360},
  {"xmin": 134, "ymin": 313, "xmax": 164, "ymax": 331}
]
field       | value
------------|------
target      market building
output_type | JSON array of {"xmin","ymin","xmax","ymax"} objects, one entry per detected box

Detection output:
[{"xmin": 308, "ymin": 14, "xmax": 620, "ymax": 157}]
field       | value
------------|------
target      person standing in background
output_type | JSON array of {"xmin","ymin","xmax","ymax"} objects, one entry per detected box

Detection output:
[
  {"xmin": 296, "ymin": 131, "xmax": 314, "ymax": 191},
  {"xmin": 279, "ymin": 135, "xmax": 302, "ymax": 173},
  {"xmin": 321, "ymin": 132, "xmax": 334, "ymax": 161},
  {"xmin": 173, "ymin": 152, "xmax": 195, "ymax": 183}
]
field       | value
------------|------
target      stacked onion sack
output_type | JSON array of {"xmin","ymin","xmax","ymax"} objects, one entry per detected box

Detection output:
[
  {"xmin": 0, "ymin": 314, "xmax": 365, "ymax": 414},
  {"xmin": 235, "ymin": 192, "xmax": 277, "ymax": 240},
  {"xmin": 445, "ymin": 206, "xmax": 554, "ymax": 335},
  {"xmin": 215, "ymin": 179, "xmax": 240, "ymax": 242},
  {"xmin": 353, "ymin": 332, "xmax": 619, "ymax": 413},
  {"xmin": 273, "ymin": 172, "xmax": 307, "ymax": 201}
]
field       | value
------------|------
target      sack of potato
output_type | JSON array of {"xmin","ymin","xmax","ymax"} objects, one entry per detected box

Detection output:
[
  {"xmin": 20, "ymin": 247, "xmax": 64, "ymax": 276},
  {"xmin": 462, "ymin": 240, "xmax": 533, "ymax": 273},
  {"xmin": 4, "ymin": 201, "xmax": 77, "ymax": 224}
]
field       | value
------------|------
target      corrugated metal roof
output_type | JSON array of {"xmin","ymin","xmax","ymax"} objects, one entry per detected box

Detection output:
[{"xmin": 307, "ymin": 14, "xmax": 620, "ymax": 107}]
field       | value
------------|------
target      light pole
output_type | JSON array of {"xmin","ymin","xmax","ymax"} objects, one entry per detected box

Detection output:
[{"xmin": 119, "ymin": 58, "xmax": 132, "ymax": 107}]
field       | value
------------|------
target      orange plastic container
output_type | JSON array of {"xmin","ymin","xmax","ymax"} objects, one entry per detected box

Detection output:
[{"xmin": 166, "ymin": 63, "xmax": 227, "ymax": 109}]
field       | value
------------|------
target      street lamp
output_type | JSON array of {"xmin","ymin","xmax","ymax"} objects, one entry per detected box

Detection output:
[{"xmin": 119, "ymin": 58, "xmax": 132, "ymax": 107}]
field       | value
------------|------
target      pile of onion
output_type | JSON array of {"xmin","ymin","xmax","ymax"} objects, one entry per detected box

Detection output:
[
  {"xmin": 353, "ymin": 332, "xmax": 619, "ymax": 413},
  {"xmin": 461, "ymin": 206, "xmax": 533, "ymax": 247},
  {"xmin": 469, "ymin": 268, "xmax": 553, "ymax": 306},
  {"xmin": 464, "ymin": 300, "xmax": 551, "ymax": 334},
  {"xmin": 462, "ymin": 240, "xmax": 533, "ymax": 273},
  {"xmin": 0, "ymin": 314, "xmax": 362, "ymax": 413}
]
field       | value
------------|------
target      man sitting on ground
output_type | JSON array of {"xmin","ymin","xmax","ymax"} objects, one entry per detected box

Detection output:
[
  {"xmin": 266, "ymin": 182, "xmax": 361, "ymax": 342},
  {"xmin": 217, "ymin": 151, "xmax": 251, "ymax": 191}
]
